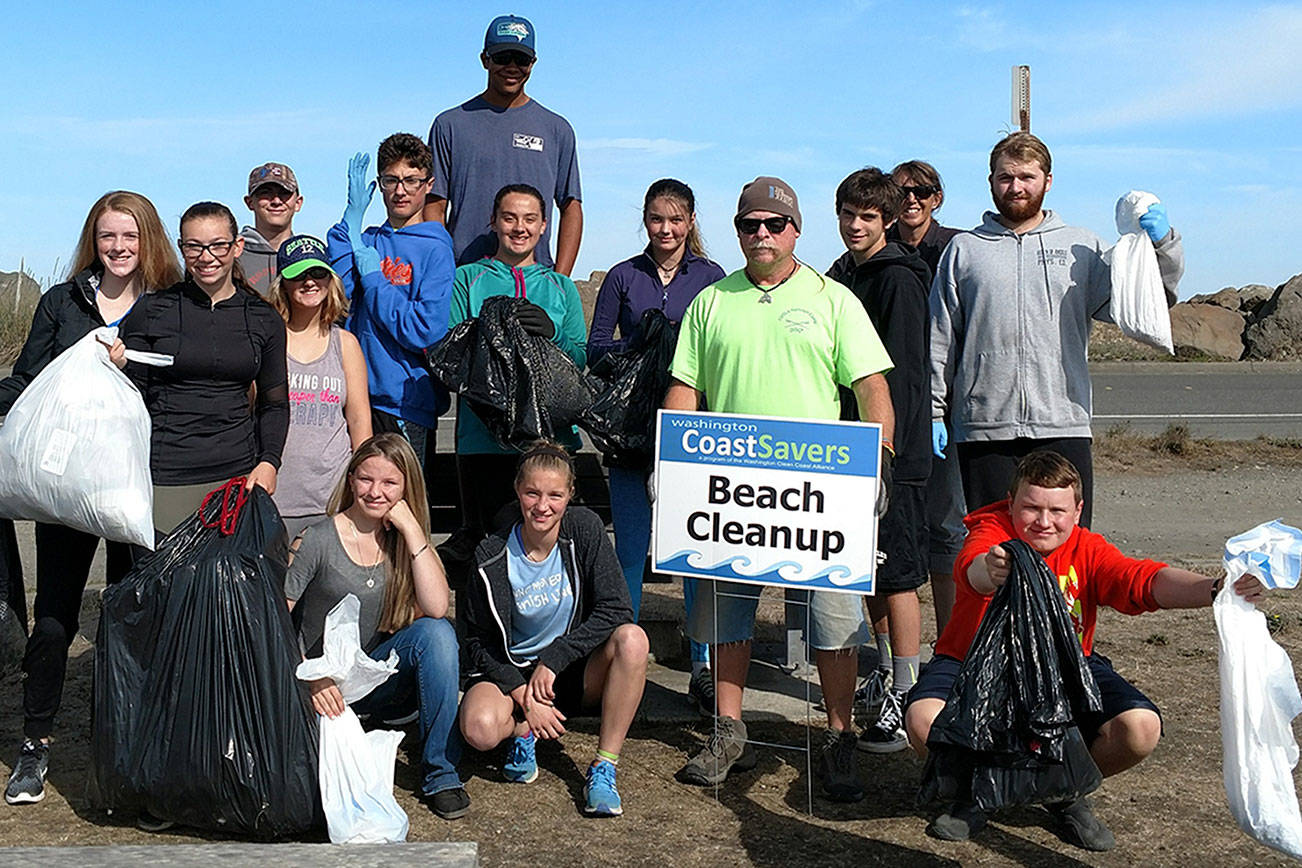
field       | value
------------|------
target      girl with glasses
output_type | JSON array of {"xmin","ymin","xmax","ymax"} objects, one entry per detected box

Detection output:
[
  {"xmin": 268, "ymin": 236, "xmax": 372, "ymax": 542},
  {"xmin": 1, "ymin": 191, "xmax": 180, "ymax": 807}
]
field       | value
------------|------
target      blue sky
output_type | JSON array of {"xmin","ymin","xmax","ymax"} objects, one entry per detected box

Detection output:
[{"xmin": 3, "ymin": 1, "xmax": 1299, "ymax": 298}]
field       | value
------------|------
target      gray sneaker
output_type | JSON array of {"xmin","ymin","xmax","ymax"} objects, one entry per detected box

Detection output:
[
  {"xmin": 679, "ymin": 716, "xmax": 757, "ymax": 785},
  {"xmin": 687, "ymin": 667, "xmax": 717, "ymax": 718},
  {"xmin": 816, "ymin": 728, "xmax": 864, "ymax": 802},
  {"xmin": 5, "ymin": 740, "xmax": 48, "ymax": 805}
]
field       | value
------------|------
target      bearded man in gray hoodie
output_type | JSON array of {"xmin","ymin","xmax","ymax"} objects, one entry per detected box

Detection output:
[{"xmin": 929, "ymin": 133, "xmax": 1183, "ymax": 528}]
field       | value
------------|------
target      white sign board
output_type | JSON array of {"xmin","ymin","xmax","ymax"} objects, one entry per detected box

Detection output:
[{"xmin": 652, "ymin": 410, "xmax": 881, "ymax": 595}]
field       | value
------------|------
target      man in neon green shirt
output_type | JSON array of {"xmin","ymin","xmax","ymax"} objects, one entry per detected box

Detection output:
[{"xmin": 666, "ymin": 176, "xmax": 895, "ymax": 802}]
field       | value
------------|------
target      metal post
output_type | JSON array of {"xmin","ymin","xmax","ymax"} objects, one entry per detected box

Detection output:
[{"xmin": 1011, "ymin": 65, "xmax": 1031, "ymax": 132}]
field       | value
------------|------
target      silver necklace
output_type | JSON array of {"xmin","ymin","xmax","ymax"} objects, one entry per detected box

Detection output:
[{"xmin": 348, "ymin": 518, "xmax": 384, "ymax": 589}]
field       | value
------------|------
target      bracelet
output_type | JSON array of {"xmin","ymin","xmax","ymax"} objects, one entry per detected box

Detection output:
[
  {"xmin": 1211, "ymin": 576, "xmax": 1224, "ymax": 602},
  {"xmin": 411, "ymin": 543, "xmax": 430, "ymax": 560}
]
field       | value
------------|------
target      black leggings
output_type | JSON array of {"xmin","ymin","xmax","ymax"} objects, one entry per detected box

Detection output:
[
  {"xmin": 957, "ymin": 437, "xmax": 1094, "ymax": 529},
  {"xmin": 23, "ymin": 522, "xmax": 133, "ymax": 740}
]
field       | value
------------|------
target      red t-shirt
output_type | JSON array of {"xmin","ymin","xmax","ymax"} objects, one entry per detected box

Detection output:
[{"xmin": 935, "ymin": 500, "xmax": 1167, "ymax": 660}]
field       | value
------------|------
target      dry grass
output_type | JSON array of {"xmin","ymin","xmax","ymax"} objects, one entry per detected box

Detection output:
[
  {"xmin": 0, "ymin": 271, "xmax": 41, "ymax": 365},
  {"xmin": 1095, "ymin": 421, "xmax": 1302, "ymax": 473}
]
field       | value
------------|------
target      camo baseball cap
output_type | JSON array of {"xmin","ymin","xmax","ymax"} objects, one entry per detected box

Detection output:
[{"xmin": 247, "ymin": 162, "xmax": 298, "ymax": 195}]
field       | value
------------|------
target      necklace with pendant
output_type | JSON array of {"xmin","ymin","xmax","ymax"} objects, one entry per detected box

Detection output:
[
  {"xmin": 349, "ymin": 519, "xmax": 384, "ymax": 589},
  {"xmin": 748, "ymin": 260, "xmax": 799, "ymax": 303}
]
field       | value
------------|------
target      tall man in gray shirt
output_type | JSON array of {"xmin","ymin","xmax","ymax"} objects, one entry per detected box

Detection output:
[
  {"xmin": 930, "ymin": 132, "xmax": 1184, "ymax": 527},
  {"xmin": 423, "ymin": 14, "xmax": 583, "ymax": 275}
]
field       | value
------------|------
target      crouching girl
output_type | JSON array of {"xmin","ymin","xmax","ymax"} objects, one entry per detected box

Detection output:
[
  {"xmin": 459, "ymin": 442, "xmax": 648, "ymax": 816},
  {"xmin": 285, "ymin": 433, "xmax": 468, "ymax": 820}
]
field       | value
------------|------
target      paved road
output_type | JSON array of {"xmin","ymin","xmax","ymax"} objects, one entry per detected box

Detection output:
[{"xmin": 1091, "ymin": 361, "xmax": 1302, "ymax": 439}]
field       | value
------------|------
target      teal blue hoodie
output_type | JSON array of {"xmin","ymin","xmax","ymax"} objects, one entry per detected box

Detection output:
[{"xmin": 450, "ymin": 258, "xmax": 587, "ymax": 454}]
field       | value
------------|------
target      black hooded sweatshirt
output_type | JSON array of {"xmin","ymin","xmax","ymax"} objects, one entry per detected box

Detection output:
[{"xmin": 827, "ymin": 242, "xmax": 933, "ymax": 483}]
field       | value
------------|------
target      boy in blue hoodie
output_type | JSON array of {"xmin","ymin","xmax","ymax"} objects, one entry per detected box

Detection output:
[{"xmin": 327, "ymin": 133, "xmax": 454, "ymax": 463}]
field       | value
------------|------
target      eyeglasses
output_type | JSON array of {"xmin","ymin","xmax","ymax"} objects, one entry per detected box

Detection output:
[
  {"xmin": 489, "ymin": 50, "xmax": 534, "ymax": 67},
  {"xmin": 378, "ymin": 174, "xmax": 431, "ymax": 193},
  {"xmin": 901, "ymin": 184, "xmax": 940, "ymax": 199},
  {"xmin": 179, "ymin": 239, "xmax": 236, "ymax": 259},
  {"xmin": 286, "ymin": 267, "xmax": 331, "ymax": 282},
  {"xmin": 734, "ymin": 215, "xmax": 792, "ymax": 235}
]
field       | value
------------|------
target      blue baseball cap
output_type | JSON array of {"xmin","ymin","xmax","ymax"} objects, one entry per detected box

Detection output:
[
  {"xmin": 277, "ymin": 235, "xmax": 333, "ymax": 280},
  {"xmin": 484, "ymin": 14, "xmax": 536, "ymax": 59}
]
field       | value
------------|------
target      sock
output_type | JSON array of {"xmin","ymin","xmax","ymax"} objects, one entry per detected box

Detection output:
[
  {"xmin": 596, "ymin": 749, "xmax": 619, "ymax": 765},
  {"xmin": 875, "ymin": 633, "xmax": 893, "ymax": 672},
  {"xmin": 893, "ymin": 654, "xmax": 920, "ymax": 694},
  {"xmin": 691, "ymin": 660, "xmax": 708, "ymax": 678}
]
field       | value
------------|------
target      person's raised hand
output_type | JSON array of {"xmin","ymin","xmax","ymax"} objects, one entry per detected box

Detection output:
[
  {"xmin": 1139, "ymin": 203, "xmax": 1171, "ymax": 244},
  {"xmin": 309, "ymin": 677, "xmax": 346, "ymax": 719},
  {"xmin": 515, "ymin": 302, "xmax": 556, "ymax": 339},
  {"xmin": 931, "ymin": 421, "xmax": 948, "ymax": 458},
  {"xmin": 984, "ymin": 544, "xmax": 1012, "ymax": 588},
  {"xmin": 343, "ymin": 152, "xmax": 375, "ymax": 241}
]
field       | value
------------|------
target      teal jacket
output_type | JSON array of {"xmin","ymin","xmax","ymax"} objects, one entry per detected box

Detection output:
[{"xmin": 450, "ymin": 258, "xmax": 587, "ymax": 454}]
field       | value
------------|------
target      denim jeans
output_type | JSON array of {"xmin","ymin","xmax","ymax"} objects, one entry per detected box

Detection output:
[
  {"xmin": 608, "ymin": 465, "xmax": 708, "ymax": 664},
  {"xmin": 353, "ymin": 616, "xmax": 463, "ymax": 795}
]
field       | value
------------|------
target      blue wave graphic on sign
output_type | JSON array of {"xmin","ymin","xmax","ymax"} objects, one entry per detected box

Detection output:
[{"xmin": 657, "ymin": 550, "xmax": 872, "ymax": 591}]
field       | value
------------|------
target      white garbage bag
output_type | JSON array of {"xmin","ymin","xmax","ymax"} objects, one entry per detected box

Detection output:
[
  {"xmin": 296, "ymin": 594, "xmax": 408, "ymax": 844},
  {"xmin": 1105, "ymin": 190, "xmax": 1174, "ymax": 354},
  {"xmin": 1215, "ymin": 520, "xmax": 1302, "ymax": 859},
  {"xmin": 0, "ymin": 327, "xmax": 157, "ymax": 548}
]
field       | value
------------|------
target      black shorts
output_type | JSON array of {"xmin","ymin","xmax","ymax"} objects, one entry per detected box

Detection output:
[
  {"xmin": 469, "ymin": 652, "xmax": 597, "ymax": 717},
  {"xmin": 905, "ymin": 652, "xmax": 1161, "ymax": 746},
  {"xmin": 876, "ymin": 481, "xmax": 928, "ymax": 593}
]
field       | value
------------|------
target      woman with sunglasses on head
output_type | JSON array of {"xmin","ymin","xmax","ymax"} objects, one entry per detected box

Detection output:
[
  {"xmin": 459, "ymin": 441, "xmax": 646, "ymax": 817},
  {"xmin": 448, "ymin": 183, "xmax": 587, "ymax": 543},
  {"xmin": 1, "ymin": 191, "xmax": 180, "ymax": 807},
  {"xmin": 286, "ymin": 433, "xmax": 467, "ymax": 820},
  {"xmin": 269, "ymin": 235, "xmax": 372, "ymax": 542},
  {"xmin": 114, "ymin": 201, "xmax": 289, "ymax": 539},
  {"xmin": 586, "ymin": 178, "xmax": 724, "ymax": 715}
]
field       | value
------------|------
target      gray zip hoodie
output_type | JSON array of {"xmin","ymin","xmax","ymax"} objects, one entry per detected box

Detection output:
[
  {"xmin": 237, "ymin": 226, "xmax": 278, "ymax": 299},
  {"xmin": 930, "ymin": 209, "xmax": 1183, "ymax": 442}
]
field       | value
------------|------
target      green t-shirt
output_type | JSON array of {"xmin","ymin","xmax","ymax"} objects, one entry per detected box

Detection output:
[{"xmin": 671, "ymin": 264, "xmax": 892, "ymax": 420}]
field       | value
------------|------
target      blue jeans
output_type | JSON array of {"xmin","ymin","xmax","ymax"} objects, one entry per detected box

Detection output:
[
  {"xmin": 608, "ymin": 466, "xmax": 708, "ymax": 664},
  {"xmin": 352, "ymin": 617, "xmax": 463, "ymax": 795}
]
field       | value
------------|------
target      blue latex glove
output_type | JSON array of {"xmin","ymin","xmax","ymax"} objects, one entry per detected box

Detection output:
[
  {"xmin": 931, "ymin": 421, "xmax": 948, "ymax": 459},
  {"xmin": 1139, "ymin": 203, "xmax": 1170, "ymax": 244},
  {"xmin": 353, "ymin": 244, "xmax": 382, "ymax": 278},
  {"xmin": 343, "ymin": 152, "xmax": 375, "ymax": 242}
]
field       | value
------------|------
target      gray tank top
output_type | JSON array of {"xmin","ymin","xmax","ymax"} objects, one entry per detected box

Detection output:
[{"xmin": 274, "ymin": 328, "xmax": 354, "ymax": 517}]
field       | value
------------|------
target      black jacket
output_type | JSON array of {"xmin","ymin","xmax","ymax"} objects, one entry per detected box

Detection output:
[
  {"xmin": 887, "ymin": 220, "xmax": 961, "ymax": 282},
  {"xmin": 119, "ymin": 280, "xmax": 289, "ymax": 485},
  {"xmin": 828, "ymin": 243, "xmax": 933, "ymax": 482},
  {"xmin": 464, "ymin": 506, "xmax": 632, "ymax": 694},
  {"xmin": 0, "ymin": 268, "xmax": 107, "ymax": 415}
]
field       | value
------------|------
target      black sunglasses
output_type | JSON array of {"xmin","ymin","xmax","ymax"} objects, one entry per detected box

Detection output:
[
  {"xmin": 734, "ymin": 215, "xmax": 792, "ymax": 235},
  {"xmin": 489, "ymin": 50, "xmax": 535, "ymax": 67},
  {"xmin": 901, "ymin": 184, "xmax": 940, "ymax": 199}
]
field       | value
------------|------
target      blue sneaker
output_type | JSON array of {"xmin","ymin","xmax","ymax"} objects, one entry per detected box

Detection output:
[
  {"xmin": 503, "ymin": 732, "xmax": 538, "ymax": 784},
  {"xmin": 583, "ymin": 760, "xmax": 622, "ymax": 817}
]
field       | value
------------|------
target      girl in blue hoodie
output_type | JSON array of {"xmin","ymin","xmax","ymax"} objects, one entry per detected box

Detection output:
[{"xmin": 448, "ymin": 184, "xmax": 587, "ymax": 539}]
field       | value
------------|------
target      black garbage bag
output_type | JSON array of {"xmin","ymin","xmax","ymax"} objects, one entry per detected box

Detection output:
[
  {"xmin": 578, "ymin": 308, "xmax": 678, "ymax": 467},
  {"xmin": 427, "ymin": 295, "xmax": 597, "ymax": 450},
  {"xmin": 919, "ymin": 538, "xmax": 1104, "ymax": 811},
  {"xmin": 0, "ymin": 518, "xmax": 26, "ymax": 676},
  {"xmin": 89, "ymin": 480, "xmax": 320, "ymax": 837}
]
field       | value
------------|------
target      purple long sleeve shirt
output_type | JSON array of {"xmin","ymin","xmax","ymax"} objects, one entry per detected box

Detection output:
[{"xmin": 586, "ymin": 248, "xmax": 725, "ymax": 366}]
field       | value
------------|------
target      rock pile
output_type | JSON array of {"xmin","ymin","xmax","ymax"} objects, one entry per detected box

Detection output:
[{"xmin": 1159, "ymin": 274, "xmax": 1302, "ymax": 360}]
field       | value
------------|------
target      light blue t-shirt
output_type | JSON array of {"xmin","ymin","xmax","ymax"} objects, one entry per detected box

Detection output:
[{"xmin": 506, "ymin": 524, "xmax": 576, "ymax": 661}]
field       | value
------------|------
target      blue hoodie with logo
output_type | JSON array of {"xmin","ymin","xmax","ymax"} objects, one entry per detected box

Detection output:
[{"xmin": 327, "ymin": 219, "xmax": 454, "ymax": 428}]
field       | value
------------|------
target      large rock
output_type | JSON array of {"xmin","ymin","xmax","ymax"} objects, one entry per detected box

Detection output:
[
  {"xmin": 1169, "ymin": 302, "xmax": 1245, "ymax": 360},
  {"xmin": 1187, "ymin": 287, "xmax": 1242, "ymax": 310},
  {"xmin": 1239, "ymin": 283, "xmax": 1276, "ymax": 317},
  {"xmin": 1245, "ymin": 274, "xmax": 1302, "ymax": 360},
  {"xmin": 573, "ymin": 269, "xmax": 606, "ymax": 326}
]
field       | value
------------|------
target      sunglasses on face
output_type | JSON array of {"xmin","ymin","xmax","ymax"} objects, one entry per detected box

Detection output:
[
  {"xmin": 287, "ymin": 267, "xmax": 331, "ymax": 283},
  {"xmin": 489, "ymin": 50, "xmax": 534, "ymax": 67},
  {"xmin": 901, "ymin": 184, "xmax": 940, "ymax": 199},
  {"xmin": 734, "ymin": 215, "xmax": 792, "ymax": 235}
]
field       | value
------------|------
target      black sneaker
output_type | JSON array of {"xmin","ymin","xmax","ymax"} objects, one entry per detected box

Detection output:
[
  {"xmin": 136, "ymin": 810, "xmax": 176, "ymax": 832},
  {"xmin": 853, "ymin": 668, "xmax": 892, "ymax": 718},
  {"xmin": 426, "ymin": 786, "xmax": 471, "ymax": 820},
  {"xmin": 679, "ymin": 716, "xmax": 757, "ymax": 785},
  {"xmin": 929, "ymin": 802, "xmax": 988, "ymax": 841},
  {"xmin": 687, "ymin": 667, "xmax": 717, "ymax": 718},
  {"xmin": 1048, "ymin": 797, "xmax": 1115, "ymax": 851},
  {"xmin": 857, "ymin": 688, "xmax": 908, "ymax": 753},
  {"xmin": 4, "ymin": 740, "xmax": 48, "ymax": 805},
  {"xmin": 816, "ymin": 728, "xmax": 864, "ymax": 802}
]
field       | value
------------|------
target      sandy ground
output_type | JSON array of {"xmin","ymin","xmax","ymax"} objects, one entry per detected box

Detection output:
[{"xmin": 1, "ymin": 462, "xmax": 1301, "ymax": 866}]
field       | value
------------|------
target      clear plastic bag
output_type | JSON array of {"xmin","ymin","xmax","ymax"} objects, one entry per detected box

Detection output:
[
  {"xmin": 1215, "ymin": 520, "xmax": 1302, "ymax": 859},
  {"xmin": 296, "ymin": 594, "xmax": 408, "ymax": 844},
  {"xmin": 0, "ymin": 328, "xmax": 156, "ymax": 547},
  {"xmin": 1105, "ymin": 190, "xmax": 1173, "ymax": 354}
]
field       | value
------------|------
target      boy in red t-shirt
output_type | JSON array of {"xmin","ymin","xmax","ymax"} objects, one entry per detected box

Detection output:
[{"xmin": 903, "ymin": 450, "xmax": 1265, "ymax": 851}]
